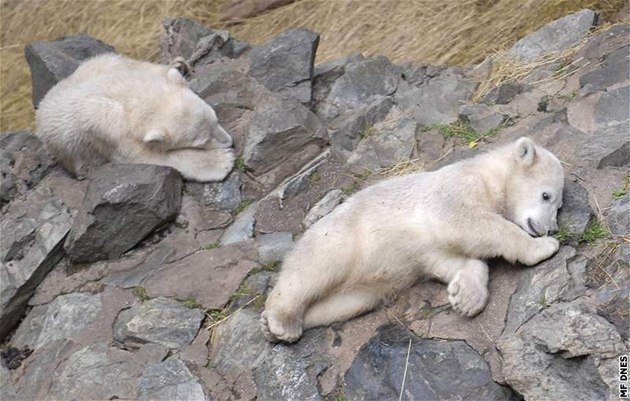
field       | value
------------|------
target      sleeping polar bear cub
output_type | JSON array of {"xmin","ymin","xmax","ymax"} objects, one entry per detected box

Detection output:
[
  {"xmin": 36, "ymin": 53, "xmax": 234, "ymax": 182},
  {"xmin": 262, "ymin": 137, "xmax": 564, "ymax": 343}
]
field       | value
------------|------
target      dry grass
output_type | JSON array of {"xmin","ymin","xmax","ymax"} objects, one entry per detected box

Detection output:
[{"xmin": 1, "ymin": 0, "xmax": 627, "ymax": 131}]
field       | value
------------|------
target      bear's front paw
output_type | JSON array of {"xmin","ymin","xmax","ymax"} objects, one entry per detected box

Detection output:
[
  {"xmin": 521, "ymin": 236, "xmax": 560, "ymax": 266},
  {"xmin": 260, "ymin": 310, "xmax": 303, "ymax": 343},
  {"xmin": 447, "ymin": 270, "xmax": 489, "ymax": 317}
]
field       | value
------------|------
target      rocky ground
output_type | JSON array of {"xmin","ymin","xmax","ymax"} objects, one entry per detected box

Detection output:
[{"xmin": 1, "ymin": 9, "xmax": 628, "ymax": 401}]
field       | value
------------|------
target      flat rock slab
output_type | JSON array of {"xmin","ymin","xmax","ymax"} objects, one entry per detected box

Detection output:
[
  {"xmin": 114, "ymin": 297, "xmax": 204, "ymax": 350},
  {"xmin": 25, "ymin": 33, "xmax": 115, "ymax": 108},
  {"xmin": 64, "ymin": 163, "xmax": 182, "ymax": 263},
  {"xmin": 143, "ymin": 243, "xmax": 258, "ymax": 309},
  {"xmin": 138, "ymin": 357, "xmax": 206, "ymax": 401},
  {"xmin": 344, "ymin": 325, "xmax": 517, "ymax": 401},
  {"xmin": 0, "ymin": 186, "xmax": 72, "ymax": 339}
]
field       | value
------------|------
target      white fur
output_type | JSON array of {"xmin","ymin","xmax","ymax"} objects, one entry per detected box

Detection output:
[
  {"xmin": 36, "ymin": 53, "xmax": 234, "ymax": 181},
  {"xmin": 261, "ymin": 137, "xmax": 564, "ymax": 343}
]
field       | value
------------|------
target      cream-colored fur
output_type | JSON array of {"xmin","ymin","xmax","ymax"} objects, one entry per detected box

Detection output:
[
  {"xmin": 36, "ymin": 53, "xmax": 234, "ymax": 182},
  {"xmin": 261, "ymin": 137, "xmax": 564, "ymax": 343}
]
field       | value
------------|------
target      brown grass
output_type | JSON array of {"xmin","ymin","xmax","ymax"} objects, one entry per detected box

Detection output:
[{"xmin": 1, "ymin": 0, "xmax": 627, "ymax": 131}]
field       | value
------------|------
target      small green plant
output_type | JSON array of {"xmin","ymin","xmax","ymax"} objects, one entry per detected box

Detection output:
[
  {"xmin": 579, "ymin": 219, "xmax": 609, "ymax": 243},
  {"xmin": 261, "ymin": 260, "xmax": 280, "ymax": 271},
  {"xmin": 234, "ymin": 157, "xmax": 246, "ymax": 172},
  {"xmin": 131, "ymin": 286, "xmax": 150, "ymax": 302},
  {"xmin": 182, "ymin": 297, "xmax": 201, "ymax": 309},
  {"xmin": 559, "ymin": 90, "xmax": 578, "ymax": 101},
  {"xmin": 612, "ymin": 188, "xmax": 627, "ymax": 199},
  {"xmin": 253, "ymin": 294, "xmax": 267, "ymax": 310},
  {"xmin": 341, "ymin": 182, "xmax": 360, "ymax": 196},
  {"xmin": 207, "ymin": 309, "xmax": 226, "ymax": 322},
  {"xmin": 432, "ymin": 120, "xmax": 499, "ymax": 148},
  {"xmin": 204, "ymin": 241, "xmax": 221, "ymax": 250},
  {"xmin": 354, "ymin": 168, "xmax": 373, "ymax": 181},
  {"xmin": 553, "ymin": 226, "xmax": 574, "ymax": 243},
  {"xmin": 308, "ymin": 171, "xmax": 322, "ymax": 186},
  {"xmin": 553, "ymin": 62, "xmax": 568, "ymax": 77},
  {"xmin": 539, "ymin": 293, "xmax": 549, "ymax": 309},
  {"xmin": 204, "ymin": 359, "xmax": 216, "ymax": 369},
  {"xmin": 234, "ymin": 199, "xmax": 253, "ymax": 215},
  {"xmin": 230, "ymin": 283, "xmax": 253, "ymax": 301},
  {"xmin": 359, "ymin": 125, "xmax": 376, "ymax": 139}
]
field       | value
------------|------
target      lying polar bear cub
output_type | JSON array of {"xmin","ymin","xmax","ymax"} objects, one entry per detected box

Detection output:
[
  {"xmin": 36, "ymin": 53, "xmax": 234, "ymax": 182},
  {"xmin": 262, "ymin": 137, "xmax": 564, "ymax": 343}
]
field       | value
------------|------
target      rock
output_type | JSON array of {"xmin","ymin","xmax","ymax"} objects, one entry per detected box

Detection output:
[
  {"xmin": 220, "ymin": 202, "xmax": 257, "ymax": 245},
  {"xmin": 139, "ymin": 357, "xmax": 206, "ymax": 401},
  {"xmin": 319, "ymin": 56, "xmax": 399, "ymax": 120},
  {"xmin": 481, "ymin": 82, "xmax": 525, "ymax": 105},
  {"xmin": 143, "ymin": 244, "xmax": 258, "ymax": 309},
  {"xmin": 396, "ymin": 66, "xmax": 477, "ymax": 126},
  {"xmin": 64, "ymin": 164, "xmax": 182, "ymax": 263},
  {"xmin": 221, "ymin": 0, "xmax": 294, "ymax": 21},
  {"xmin": 594, "ymin": 265, "xmax": 630, "ymax": 340},
  {"xmin": 458, "ymin": 104, "xmax": 509, "ymax": 134},
  {"xmin": 256, "ymin": 232, "xmax": 294, "ymax": 263},
  {"xmin": 160, "ymin": 17, "xmax": 248, "ymax": 64},
  {"xmin": 504, "ymin": 246, "xmax": 586, "ymax": 333},
  {"xmin": 607, "ymin": 194, "xmax": 629, "ymax": 236},
  {"xmin": 0, "ymin": 187, "xmax": 72, "ymax": 339},
  {"xmin": 25, "ymin": 34, "xmax": 115, "ymax": 108},
  {"xmin": 11, "ymin": 293, "xmax": 101, "ymax": 349},
  {"xmin": 499, "ymin": 300, "xmax": 624, "ymax": 401},
  {"xmin": 302, "ymin": 189, "xmax": 344, "ymax": 229},
  {"xmin": 46, "ymin": 342, "xmax": 167, "ymax": 401},
  {"xmin": 579, "ymin": 46, "xmax": 630, "ymax": 91},
  {"xmin": 248, "ymin": 28, "xmax": 319, "ymax": 104},
  {"xmin": 508, "ymin": 10, "xmax": 597, "ymax": 61},
  {"xmin": 312, "ymin": 53, "xmax": 364, "ymax": 116},
  {"xmin": 344, "ymin": 325, "xmax": 516, "ymax": 401},
  {"xmin": 210, "ymin": 308, "xmax": 273, "ymax": 373},
  {"xmin": 346, "ymin": 112, "xmax": 416, "ymax": 173},
  {"xmin": 0, "ymin": 131, "xmax": 52, "ymax": 205},
  {"xmin": 557, "ymin": 180, "xmax": 594, "ymax": 241},
  {"xmin": 202, "ymin": 172, "xmax": 242, "ymax": 211},
  {"xmin": 113, "ymin": 297, "xmax": 204, "ymax": 350}
]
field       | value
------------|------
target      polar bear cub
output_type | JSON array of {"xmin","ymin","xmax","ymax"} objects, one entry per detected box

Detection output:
[
  {"xmin": 36, "ymin": 53, "xmax": 234, "ymax": 182},
  {"xmin": 262, "ymin": 137, "xmax": 564, "ymax": 343}
]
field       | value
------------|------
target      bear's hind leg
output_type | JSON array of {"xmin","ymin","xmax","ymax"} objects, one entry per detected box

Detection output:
[
  {"xmin": 303, "ymin": 287, "xmax": 382, "ymax": 329},
  {"xmin": 446, "ymin": 259, "xmax": 489, "ymax": 317}
]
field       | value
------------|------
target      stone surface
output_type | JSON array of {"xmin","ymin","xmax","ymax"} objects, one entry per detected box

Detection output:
[
  {"xmin": 302, "ymin": 189, "xmax": 344, "ymax": 229},
  {"xmin": 458, "ymin": 104, "xmax": 508, "ymax": 134},
  {"xmin": 11, "ymin": 292, "xmax": 101, "ymax": 349},
  {"xmin": 64, "ymin": 164, "xmax": 182, "ymax": 263},
  {"xmin": 138, "ymin": 357, "xmax": 206, "ymax": 401},
  {"xmin": 202, "ymin": 172, "xmax": 242, "ymax": 211},
  {"xmin": 508, "ymin": 9, "xmax": 597, "ymax": 61},
  {"xmin": 0, "ymin": 187, "xmax": 72, "ymax": 339},
  {"xmin": 256, "ymin": 232, "xmax": 294, "ymax": 263},
  {"xmin": 557, "ymin": 180, "xmax": 594, "ymax": 242},
  {"xmin": 220, "ymin": 202, "xmax": 258, "ymax": 245},
  {"xmin": 113, "ymin": 297, "xmax": 204, "ymax": 350},
  {"xmin": 344, "ymin": 325, "xmax": 516, "ymax": 401},
  {"xmin": 579, "ymin": 45, "xmax": 630, "ymax": 91},
  {"xmin": 607, "ymin": 194, "xmax": 629, "ymax": 236},
  {"xmin": 25, "ymin": 34, "xmax": 115, "ymax": 108},
  {"xmin": 248, "ymin": 28, "xmax": 319, "ymax": 103},
  {"xmin": 0, "ymin": 131, "xmax": 52, "ymax": 205}
]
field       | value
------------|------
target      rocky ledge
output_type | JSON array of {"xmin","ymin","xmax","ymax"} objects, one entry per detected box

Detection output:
[{"xmin": 1, "ymin": 10, "xmax": 628, "ymax": 401}]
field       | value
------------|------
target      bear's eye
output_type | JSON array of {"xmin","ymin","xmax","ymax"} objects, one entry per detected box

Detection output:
[{"xmin": 542, "ymin": 192, "xmax": 550, "ymax": 201}]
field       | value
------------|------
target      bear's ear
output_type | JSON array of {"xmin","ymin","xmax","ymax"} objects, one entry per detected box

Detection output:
[
  {"xmin": 166, "ymin": 57, "xmax": 190, "ymax": 85},
  {"xmin": 515, "ymin": 137, "xmax": 537, "ymax": 167},
  {"xmin": 143, "ymin": 128, "xmax": 167, "ymax": 144}
]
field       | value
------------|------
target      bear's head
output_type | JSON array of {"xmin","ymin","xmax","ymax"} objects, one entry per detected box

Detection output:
[
  {"xmin": 505, "ymin": 137, "xmax": 564, "ymax": 237},
  {"xmin": 142, "ymin": 65, "xmax": 233, "ymax": 152}
]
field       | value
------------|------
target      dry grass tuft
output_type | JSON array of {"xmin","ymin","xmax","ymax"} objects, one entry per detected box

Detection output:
[{"xmin": 1, "ymin": 0, "xmax": 627, "ymax": 131}]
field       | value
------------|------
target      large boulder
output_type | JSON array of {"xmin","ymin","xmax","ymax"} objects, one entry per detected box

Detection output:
[
  {"xmin": 64, "ymin": 164, "xmax": 182, "ymax": 263},
  {"xmin": 25, "ymin": 34, "xmax": 115, "ymax": 108}
]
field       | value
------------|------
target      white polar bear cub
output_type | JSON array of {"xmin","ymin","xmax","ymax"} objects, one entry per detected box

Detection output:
[
  {"xmin": 36, "ymin": 53, "xmax": 234, "ymax": 182},
  {"xmin": 262, "ymin": 137, "xmax": 564, "ymax": 343}
]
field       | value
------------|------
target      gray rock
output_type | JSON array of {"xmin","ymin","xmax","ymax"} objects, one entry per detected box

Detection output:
[
  {"xmin": 499, "ymin": 300, "xmax": 624, "ymax": 401},
  {"xmin": 0, "ymin": 187, "xmax": 72, "ymax": 339},
  {"xmin": 254, "ymin": 345, "xmax": 325, "ymax": 401},
  {"xmin": 113, "ymin": 297, "xmax": 204, "ymax": 350},
  {"xmin": 608, "ymin": 194, "xmax": 629, "ymax": 236},
  {"xmin": 248, "ymin": 28, "xmax": 319, "ymax": 104},
  {"xmin": 160, "ymin": 17, "xmax": 248, "ymax": 64},
  {"xmin": 143, "ymin": 244, "xmax": 258, "ymax": 309},
  {"xmin": 25, "ymin": 34, "xmax": 115, "ymax": 108},
  {"xmin": 557, "ymin": 180, "xmax": 594, "ymax": 241},
  {"xmin": 595, "ymin": 264, "xmax": 630, "ymax": 340},
  {"xmin": 458, "ymin": 104, "xmax": 509, "ymax": 134},
  {"xmin": 11, "ymin": 292, "xmax": 101, "ymax": 349},
  {"xmin": 0, "ymin": 131, "xmax": 52, "ymax": 205},
  {"xmin": 139, "ymin": 357, "xmax": 206, "ymax": 401},
  {"xmin": 396, "ymin": 67, "xmax": 477, "ymax": 126},
  {"xmin": 202, "ymin": 171, "xmax": 242, "ymax": 211},
  {"xmin": 220, "ymin": 202, "xmax": 258, "ymax": 245},
  {"xmin": 320, "ymin": 56, "xmax": 399, "ymax": 120},
  {"xmin": 46, "ymin": 342, "xmax": 167, "ymax": 401},
  {"xmin": 65, "ymin": 164, "xmax": 182, "ymax": 263},
  {"xmin": 211, "ymin": 308, "xmax": 273, "ymax": 373},
  {"xmin": 256, "ymin": 232, "xmax": 294, "ymax": 263},
  {"xmin": 302, "ymin": 189, "xmax": 344, "ymax": 229},
  {"xmin": 344, "ymin": 325, "xmax": 516, "ymax": 401},
  {"xmin": 481, "ymin": 82, "xmax": 525, "ymax": 105},
  {"xmin": 580, "ymin": 46, "xmax": 630, "ymax": 91},
  {"xmin": 244, "ymin": 99, "xmax": 327, "ymax": 174},
  {"xmin": 504, "ymin": 246, "xmax": 586, "ymax": 333},
  {"xmin": 346, "ymin": 114, "xmax": 416, "ymax": 172},
  {"xmin": 0, "ymin": 363, "xmax": 17, "ymax": 401},
  {"xmin": 508, "ymin": 10, "xmax": 597, "ymax": 61}
]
